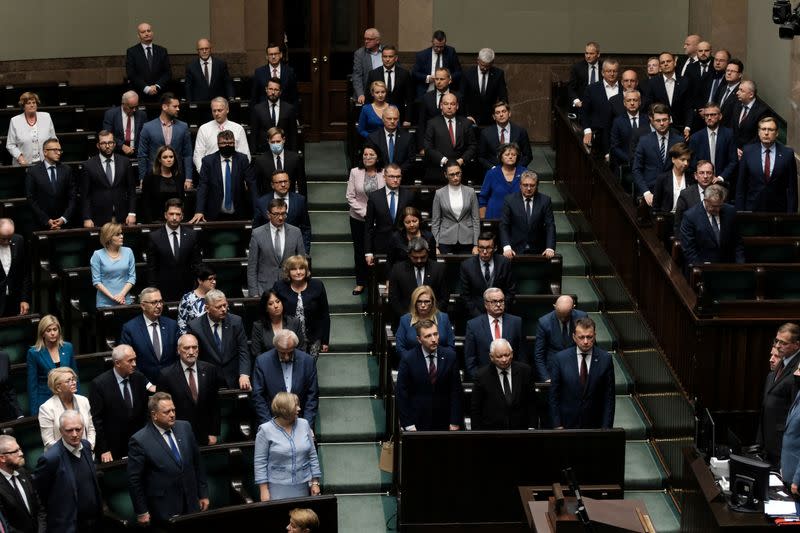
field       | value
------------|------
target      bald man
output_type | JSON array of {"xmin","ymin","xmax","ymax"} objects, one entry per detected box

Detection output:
[
  {"xmin": 184, "ymin": 38, "xmax": 234, "ymax": 102},
  {"xmin": 533, "ymin": 295, "xmax": 589, "ymax": 382},
  {"xmin": 125, "ymin": 22, "xmax": 171, "ymax": 98},
  {"xmin": 677, "ymin": 34, "xmax": 702, "ymax": 78}
]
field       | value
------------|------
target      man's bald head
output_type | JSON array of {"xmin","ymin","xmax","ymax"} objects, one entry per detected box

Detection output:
[{"xmin": 554, "ymin": 295, "xmax": 576, "ymax": 321}]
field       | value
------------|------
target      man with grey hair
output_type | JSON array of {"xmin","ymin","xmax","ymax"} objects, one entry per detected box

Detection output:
[
  {"xmin": 184, "ymin": 37, "xmax": 234, "ymax": 103},
  {"xmin": 352, "ymin": 27, "xmax": 383, "ymax": 104},
  {"xmin": 0, "ymin": 434, "xmax": 45, "ymax": 532},
  {"xmin": 463, "ymin": 47, "xmax": 508, "ymax": 126},
  {"xmin": 120, "ymin": 287, "xmax": 180, "ymax": 387},
  {"xmin": 187, "ymin": 289, "xmax": 251, "ymax": 390},
  {"xmin": 251, "ymin": 329, "xmax": 319, "ymax": 426},
  {"xmin": 680, "ymin": 183, "xmax": 744, "ymax": 267},
  {"xmin": 500, "ymin": 170, "xmax": 556, "ymax": 259},
  {"xmin": 90, "ymin": 344, "xmax": 149, "ymax": 462},
  {"xmin": 388, "ymin": 236, "xmax": 449, "ymax": 319},
  {"xmin": 102, "ymin": 90, "xmax": 147, "ymax": 156},
  {"xmin": 464, "ymin": 288, "xmax": 525, "ymax": 380},
  {"xmin": 471, "ymin": 338, "xmax": 538, "ymax": 430},
  {"xmin": 730, "ymin": 79, "xmax": 769, "ymax": 149},
  {"xmin": 192, "ymin": 96, "xmax": 250, "ymax": 172},
  {"xmin": 580, "ymin": 57, "xmax": 620, "ymax": 155},
  {"xmin": 34, "ymin": 410, "xmax": 102, "ymax": 531},
  {"xmin": 0, "ymin": 218, "xmax": 31, "ymax": 317}
]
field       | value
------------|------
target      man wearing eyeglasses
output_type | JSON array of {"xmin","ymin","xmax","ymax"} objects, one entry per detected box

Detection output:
[
  {"xmin": 253, "ymin": 170, "xmax": 312, "ymax": 253},
  {"xmin": 459, "ymin": 232, "xmax": 516, "ymax": 318},
  {"xmin": 247, "ymin": 198, "xmax": 305, "ymax": 298},
  {"xmin": 0, "ymin": 434, "xmax": 44, "ymax": 532},
  {"xmin": 25, "ymin": 137, "xmax": 77, "ymax": 231},
  {"xmin": 79, "ymin": 130, "xmax": 137, "ymax": 228},
  {"xmin": 464, "ymin": 287, "xmax": 524, "ymax": 381}
]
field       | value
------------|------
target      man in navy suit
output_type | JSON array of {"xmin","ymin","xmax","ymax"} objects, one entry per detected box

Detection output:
[
  {"xmin": 478, "ymin": 101, "xmax": 532, "ymax": 170},
  {"xmin": 25, "ymin": 138, "xmax": 77, "ymax": 231},
  {"xmin": 102, "ymin": 90, "xmax": 148, "ymax": 157},
  {"xmin": 736, "ymin": 116, "xmax": 798, "ymax": 213},
  {"xmin": 550, "ymin": 317, "xmax": 615, "ymax": 429},
  {"xmin": 422, "ymin": 93, "xmax": 477, "ymax": 182},
  {"xmin": 715, "ymin": 58, "xmax": 743, "ymax": 120},
  {"xmin": 609, "ymin": 90, "xmax": 650, "ymax": 171},
  {"xmin": 251, "ymin": 43, "xmax": 298, "ymax": 106},
  {"xmin": 388, "ymin": 237, "xmax": 449, "ymax": 320},
  {"xmin": 567, "ymin": 41, "xmax": 600, "ymax": 109},
  {"xmin": 0, "ymin": 435, "xmax": 44, "ymax": 532},
  {"xmin": 80, "ymin": 130, "xmax": 138, "ymax": 228},
  {"xmin": 687, "ymin": 102, "xmax": 737, "ymax": 184},
  {"xmin": 643, "ymin": 52, "xmax": 693, "ymax": 133},
  {"xmin": 396, "ymin": 319, "xmax": 463, "ymax": 431},
  {"xmin": 680, "ymin": 184, "xmax": 744, "ymax": 266},
  {"xmin": 632, "ymin": 103, "xmax": 684, "ymax": 204},
  {"xmin": 365, "ymin": 107, "xmax": 416, "ymax": 175},
  {"xmin": 189, "ymin": 130, "xmax": 256, "ymax": 222},
  {"xmin": 461, "ymin": 48, "xmax": 508, "ymax": 126},
  {"xmin": 146, "ymin": 198, "xmax": 202, "ymax": 301},
  {"xmin": 581, "ymin": 58, "xmax": 620, "ymax": 156},
  {"xmin": 137, "ymin": 93, "xmax": 193, "ymax": 182},
  {"xmin": 608, "ymin": 69, "xmax": 645, "ymax": 119},
  {"xmin": 460, "ymin": 232, "xmax": 516, "ymax": 318},
  {"xmin": 125, "ymin": 22, "xmax": 171, "ymax": 99},
  {"xmin": 253, "ymin": 170, "xmax": 312, "ymax": 251},
  {"xmin": 366, "ymin": 45, "xmax": 414, "ymax": 124},
  {"xmin": 464, "ymin": 288, "xmax": 525, "ymax": 380},
  {"xmin": 500, "ymin": 171, "xmax": 556, "ymax": 258},
  {"xmin": 534, "ymin": 295, "xmax": 589, "ymax": 383},
  {"xmin": 127, "ymin": 392, "xmax": 209, "ymax": 526},
  {"xmin": 251, "ymin": 329, "xmax": 318, "ymax": 427},
  {"xmin": 416, "ymin": 67, "xmax": 463, "ymax": 146},
  {"xmin": 0, "ymin": 219, "xmax": 31, "ymax": 317},
  {"xmin": 184, "ymin": 38, "xmax": 234, "ymax": 103},
  {"xmin": 34, "ymin": 410, "xmax": 102, "ymax": 532},
  {"xmin": 251, "ymin": 127, "xmax": 305, "ymax": 196},
  {"xmin": 729, "ymin": 80, "xmax": 770, "ymax": 150},
  {"xmin": 250, "ymin": 78, "xmax": 299, "ymax": 152},
  {"xmin": 364, "ymin": 164, "xmax": 414, "ymax": 261},
  {"xmin": 412, "ymin": 30, "xmax": 462, "ymax": 98},
  {"xmin": 781, "ymin": 379, "xmax": 800, "ymax": 512},
  {"xmin": 674, "ymin": 160, "xmax": 717, "ymax": 233},
  {"xmin": 120, "ymin": 287, "xmax": 180, "ymax": 388}
]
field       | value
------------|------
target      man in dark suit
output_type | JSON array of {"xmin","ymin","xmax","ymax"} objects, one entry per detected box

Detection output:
[
  {"xmin": 567, "ymin": 41, "xmax": 600, "ymax": 109},
  {"xmin": 422, "ymin": 93, "xmax": 477, "ymax": 182},
  {"xmin": 674, "ymin": 160, "xmax": 716, "ymax": 233},
  {"xmin": 189, "ymin": 130, "xmax": 256, "ymax": 222},
  {"xmin": 500, "ymin": 171, "xmax": 556, "ymax": 258},
  {"xmin": 127, "ymin": 392, "xmax": 209, "ymax": 527},
  {"xmin": 352, "ymin": 27, "xmax": 383, "ymax": 104},
  {"xmin": 251, "ymin": 329, "xmax": 319, "ymax": 426},
  {"xmin": 89, "ymin": 344, "xmax": 149, "ymax": 463},
  {"xmin": 687, "ymin": 102, "xmax": 738, "ymax": 184},
  {"xmin": 715, "ymin": 58, "xmax": 743, "ymax": 120},
  {"xmin": 365, "ymin": 107, "xmax": 415, "ymax": 176},
  {"xmin": 676, "ymin": 34, "xmax": 702, "ymax": 78},
  {"xmin": 643, "ymin": 52, "xmax": 693, "ymax": 133},
  {"xmin": 33, "ymin": 410, "xmax": 102, "ymax": 532},
  {"xmin": 464, "ymin": 288, "xmax": 525, "ymax": 380},
  {"xmin": 729, "ymin": 80, "xmax": 770, "ymax": 150},
  {"xmin": 471, "ymin": 338, "xmax": 537, "ymax": 430},
  {"xmin": 0, "ymin": 351, "xmax": 22, "ymax": 421},
  {"xmin": 683, "ymin": 41, "xmax": 715, "ymax": 132},
  {"xmin": 680, "ymin": 184, "xmax": 745, "ymax": 266},
  {"xmin": 533, "ymin": 295, "xmax": 590, "ymax": 383},
  {"xmin": 125, "ymin": 22, "xmax": 171, "ymax": 99},
  {"xmin": 609, "ymin": 90, "xmax": 651, "ymax": 171},
  {"xmin": 461, "ymin": 48, "xmax": 508, "ymax": 126},
  {"xmin": 364, "ymin": 164, "xmax": 413, "ymax": 261},
  {"xmin": 120, "ymin": 287, "xmax": 180, "ymax": 387},
  {"xmin": 250, "ymin": 78, "xmax": 299, "ymax": 152},
  {"xmin": 251, "ymin": 43, "xmax": 298, "ymax": 106},
  {"xmin": 632, "ymin": 103, "xmax": 684, "ymax": 204},
  {"xmin": 251, "ymin": 127, "xmax": 305, "ymax": 197},
  {"xmin": 253, "ymin": 170, "xmax": 312, "ymax": 251},
  {"xmin": 550, "ymin": 317, "xmax": 615, "ymax": 429},
  {"xmin": 411, "ymin": 30, "xmax": 462, "ymax": 98},
  {"xmin": 158, "ymin": 334, "xmax": 225, "ymax": 446},
  {"xmin": 146, "ymin": 198, "xmax": 202, "ymax": 302},
  {"xmin": 704, "ymin": 50, "xmax": 730, "ymax": 106},
  {"xmin": 388, "ymin": 237, "xmax": 448, "ymax": 320},
  {"xmin": 416, "ymin": 67, "xmax": 462, "ymax": 145},
  {"xmin": 187, "ymin": 289, "xmax": 251, "ymax": 390},
  {"xmin": 608, "ymin": 69, "xmax": 645, "ymax": 119},
  {"xmin": 184, "ymin": 38, "xmax": 234, "ymax": 102},
  {"xmin": 25, "ymin": 138, "xmax": 77, "ymax": 231},
  {"xmin": 478, "ymin": 101, "xmax": 532, "ymax": 170},
  {"xmin": 460, "ymin": 232, "xmax": 516, "ymax": 318},
  {"xmin": 102, "ymin": 90, "xmax": 148, "ymax": 157},
  {"xmin": 137, "ymin": 93, "xmax": 193, "ymax": 182},
  {"xmin": 79, "ymin": 130, "xmax": 137, "ymax": 228},
  {"xmin": 0, "ymin": 435, "xmax": 44, "ymax": 532},
  {"xmin": 580, "ymin": 58, "xmax": 621, "ymax": 156},
  {"xmin": 366, "ymin": 45, "xmax": 413, "ymax": 124},
  {"xmin": 758, "ymin": 323, "xmax": 800, "ymax": 467},
  {"xmin": 396, "ymin": 319, "xmax": 463, "ymax": 431},
  {"xmin": 736, "ymin": 116, "xmax": 797, "ymax": 213},
  {"xmin": 0, "ymin": 219, "xmax": 31, "ymax": 317}
]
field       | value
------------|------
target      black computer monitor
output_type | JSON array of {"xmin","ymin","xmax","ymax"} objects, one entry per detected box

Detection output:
[{"xmin": 728, "ymin": 453, "xmax": 771, "ymax": 513}]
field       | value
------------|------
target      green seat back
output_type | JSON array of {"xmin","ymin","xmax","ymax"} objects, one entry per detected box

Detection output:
[
  {"xmin": 513, "ymin": 261, "xmax": 557, "ymax": 295},
  {"xmin": 0, "ymin": 318, "xmax": 38, "ymax": 365},
  {"xmin": 764, "ymin": 270, "xmax": 800, "ymax": 299},
  {"xmin": 704, "ymin": 271, "xmax": 758, "ymax": 302},
  {"xmin": 100, "ymin": 463, "xmax": 135, "ymax": 521}
]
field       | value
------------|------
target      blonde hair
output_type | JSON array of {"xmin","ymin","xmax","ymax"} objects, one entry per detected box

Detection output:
[
  {"xmin": 47, "ymin": 367, "xmax": 77, "ymax": 394},
  {"xmin": 34, "ymin": 314, "xmax": 64, "ymax": 350},
  {"xmin": 370, "ymin": 80, "xmax": 387, "ymax": 94},
  {"xmin": 271, "ymin": 392, "xmax": 299, "ymax": 420},
  {"xmin": 409, "ymin": 285, "xmax": 438, "ymax": 326},
  {"xmin": 18, "ymin": 92, "xmax": 40, "ymax": 107},
  {"xmin": 282, "ymin": 255, "xmax": 310, "ymax": 281},
  {"xmin": 99, "ymin": 222, "xmax": 123, "ymax": 248},
  {"xmin": 289, "ymin": 508, "xmax": 320, "ymax": 531}
]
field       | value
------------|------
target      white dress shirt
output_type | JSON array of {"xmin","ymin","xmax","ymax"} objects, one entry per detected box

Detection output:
[
  {"xmin": 120, "ymin": 108, "xmax": 137, "ymax": 147},
  {"xmin": 193, "ymin": 119, "xmax": 251, "ymax": 171},
  {"xmin": 0, "ymin": 244, "xmax": 10, "ymax": 277},
  {"xmin": 447, "ymin": 185, "xmax": 464, "ymax": 218},
  {"xmin": 575, "ymin": 347, "xmax": 593, "ymax": 374},
  {"xmin": 495, "ymin": 365, "xmax": 512, "ymax": 394},
  {"xmin": 181, "ymin": 360, "xmax": 200, "ymax": 396}
]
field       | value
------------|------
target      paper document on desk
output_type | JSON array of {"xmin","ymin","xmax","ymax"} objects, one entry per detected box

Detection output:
[
  {"xmin": 765, "ymin": 500, "xmax": 797, "ymax": 516},
  {"xmin": 771, "ymin": 474, "xmax": 785, "ymax": 487}
]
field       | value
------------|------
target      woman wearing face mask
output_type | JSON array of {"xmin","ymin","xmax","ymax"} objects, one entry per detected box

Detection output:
[{"xmin": 140, "ymin": 145, "xmax": 185, "ymax": 223}]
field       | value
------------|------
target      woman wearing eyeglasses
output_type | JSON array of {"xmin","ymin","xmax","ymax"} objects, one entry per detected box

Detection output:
[
  {"xmin": 394, "ymin": 285, "xmax": 454, "ymax": 355},
  {"xmin": 37, "ymin": 367, "xmax": 95, "ymax": 451}
]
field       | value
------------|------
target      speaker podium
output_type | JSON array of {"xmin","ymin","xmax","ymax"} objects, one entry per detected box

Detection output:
[{"xmin": 525, "ymin": 494, "xmax": 656, "ymax": 532}]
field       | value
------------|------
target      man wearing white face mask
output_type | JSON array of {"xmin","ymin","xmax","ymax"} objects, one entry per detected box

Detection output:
[{"xmin": 252, "ymin": 127, "xmax": 305, "ymax": 197}]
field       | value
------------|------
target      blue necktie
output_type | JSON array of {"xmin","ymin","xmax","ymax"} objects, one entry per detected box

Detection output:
[
  {"xmin": 387, "ymin": 133, "xmax": 395, "ymax": 163},
  {"xmin": 223, "ymin": 159, "xmax": 233, "ymax": 211},
  {"xmin": 165, "ymin": 430, "xmax": 181, "ymax": 464},
  {"xmin": 213, "ymin": 323, "xmax": 222, "ymax": 350},
  {"xmin": 388, "ymin": 190, "xmax": 396, "ymax": 221},
  {"xmin": 48, "ymin": 166, "xmax": 57, "ymax": 189}
]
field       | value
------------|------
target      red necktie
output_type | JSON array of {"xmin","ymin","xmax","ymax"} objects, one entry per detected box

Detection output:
[
  {"xmin": 580, "ymin": 353, "xmax": 588, "ymax": 387},
  {"xmin": 272, "ymin": 67, "xmax": 278, "ymax": 78},
  {"xmin": 500, "ymin": 127, "xmax": 506, "ymax": 144},
  {"xmin": 428, "ymin": 354, "xmax": 437, "ymax": 384},
  {"xmin": 493, "ymin": 319, "xmax": 501, "ymax": 339},
  {"xmin": 764, "ymin": 148, "xmax": 771, "ymax": 181},
  {"xmin": 187, "ymin": 367, "xmax": 198, "ymax": 402},
  {"xmin": 125, "ymin": 115, "xmax": 132, "ymax": 144},
  {"xmin": 448, "ymin": 119, "xmax": 455, "ymax": 147}
]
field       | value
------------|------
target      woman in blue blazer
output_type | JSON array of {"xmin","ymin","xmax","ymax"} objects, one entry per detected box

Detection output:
[
  {"xmin": 395, "ymin": 285, "xmax": 455, "ymax": 354},
  {"xmin": 478, "ymin": 143, "xmax": 527, "ymax": 219},
  {"xmin": 26, "ymin": 314, "xmax": 78, "ymax": 416}
]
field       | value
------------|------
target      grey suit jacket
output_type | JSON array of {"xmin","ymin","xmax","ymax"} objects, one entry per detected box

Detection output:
[
  {"xmin": 352, "ymin": 46, "xmax": 382, "ymax": 99},
  {"xmin": 431, "ymin": 185, "xmax": 480, "ymax": 246},
  {"xmin": 247, "ymin": 222, "xmax": 305, "ymax": 297}
]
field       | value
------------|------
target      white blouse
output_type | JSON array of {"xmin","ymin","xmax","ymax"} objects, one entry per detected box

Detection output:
[{"xmin": 6, "ymin": 112, "xmax": 56, "ymax": 166}]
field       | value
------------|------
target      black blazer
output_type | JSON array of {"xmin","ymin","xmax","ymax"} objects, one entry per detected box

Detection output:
[
  {"xmin": 102, "ymin": 106, "xmax": 148, "ymax": 154},
  {"xmin": 758, "ymin": 354, "xmax": 800, "ymax": 465},
  {"xmin": 416, "ymin": 89, "xmax": 464, "ymax": 146},
  {"xmin": 250, "ymin": 100, "xmax": 298, "ymax": 152},
  {"xmin": 387, "ymin": 259, "xmax": 449, "ymax": 319},
  {"xmin": 459, "ymin": 254, "xmax": 516, "ymax": 318},
  {"xmin": 423, "ymin": 115, "xmax": 477, "ymax": 181},
  {"xmin": 251, "ymin": 64, "xmax": 299, "ymax": 105},
  {"xmin": 673, "ymin": 184, "xmax": 705, "ymax": 233},
  {"xmin": 729, "ymin": 98, "xmax": 770, "ymax": 148},
  {"xmin": 567, "ymin": 59, "xmax": 597, "ymax": 104},
  {"xmin": 499, "ymin": 192, "xmax": 556, "ymax": 254},
  {"xmin": 478, "ymin": 122, "xmax": 533, "ymax": 170},
  {"xmin": 411, "ymin": 45, "xmax": 463, "ymax": 97},
  {"xmin": 89, "ymin": 368, "xmax": 149, "ymax": 460},
  {"xmin": 386, "ymin": 229, "xmax": 437, "ymax": 274},
  {"xmin": 252, "ymin": 151, "xmax": 304, "ymax": 197},
  {"xmin": 609, "ymin": 112, "xmax": 651, "ymax": 167},
  {"xmin": 0, "ymin": 466, "xmax": 44, "ymax": 533},
  {"xmin": 157, "ymin": 360, "xmax": 225, "ymax": 445},
  {"xmin": 25, "ymin": 162, "xmax": 77, "ymax": 229},
  {"xmin": 643, "ymin": 75, "xmax": 693, "ymax": 129},
  {"xmin": 461, "ymin": 66, "xmax": 509, "ymax": 126},
  {"xmin": 0, "ymin": 235, "xmax": 31, "ymax": 318},
  {"xmin": 249, "ymin": 316, "xmax": 305, "ymax": 359},
  {"xmin": 146, "ymin": 225, "xmax": 202, "ymax": 302},
  {"xmin": 365, "ymin": 127, "xmax": 416, "ymax": 175},
  {"xmin": 679, "ymin": 202, "xmax": 744, "ymax": 266},
  {"xmin": 139, "ymin": 173, "xmax": 185, "ymax": 223},
  {"xmin": 125, "ymin": 43, "xmax": 172, "ymax": 95},
  {"xmin": 196, "ymin": 151, "xmax": 256, "ymax": 220},
  {"xmin": 0, "ymin": 351, "xmax": 22, "ymax": 421},
  {"xmin": 186, "ymin": 312, "xmax": 251, "ymax": 389},
  {"xmin": 471, "ymin": 361, "xmax": 537, "ymax": 430},
  {"xmin": 364, "ymin": 187, "xmax": 414, "ymax": 255},
  {"xmin": 716, "ymin": 82, "xmax": 740, "ymax": 119},
  {"xmin": 253, "ymin": 192, "xmax": 312, "ymax": 252},
  {"xmin": 273, "ymin": 279, "xmax": 331, "ymax": 346},
  {"xmin": 79, "ymin": 154, "xmax": 137, "ymax": 225},
  {"xmin": 652, "ymin": 171, "xmax": 696, "ymax": 213},
  {"xmin": 366, "ymin": 65, "xmax": 414, "ymax": 122},
  {"xmin": 184, "ymin": 56, "xmax": 234, "ymax": 102}
]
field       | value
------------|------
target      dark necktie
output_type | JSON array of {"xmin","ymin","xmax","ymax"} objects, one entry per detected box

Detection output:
[
  {"xmin": 204, "ymin": 61, "xmax": 210, "ymax": 84},
  {"xmin": 589, "ymin": 65, "xmax": 596, "ymax": 84},
  {"xmin": 223, "ymin": 159, "xmax": 233, "ymax": 211},
  {"xmin": 171, "ymin": 230, "xmax": 179, "ymax": 257},
  {"xmin": 721, "ymin": 85, "xmax": 733, "ymax": 105},
  {"xmin": 12, "ymin": 475, "xmax": 29, "ymax": 514},
  {"xmin": 105, "ymin": 158, "xmax": 113, "ymax": 186},
  {"xmin": 561, "ymin": 321, "xmax": 570, "ymax": 345},
  {"xmin": 187, "ymin": 366, "xmax": 198, "ymax": 402},
  {"xmin": 165, "ymin": 430, "xmax": 182, "ymax": 464},
  {"xmin": 631, "ymin": 116, "xmax": 637, "ymax": 129},
  {"xmin": 775, "ymin": 361, "xmax": 787, "ymax": 383},
  {"xmin": 121, "ymin": 378, "xmax": 133, "ymax": 409},
  {"xmin": 701, "ymin": 63, "xmax": 707, "ymax": 76},
  {"xmin": 151, "ymin": 322, "xmax": 161, "ymax": 360},
  {"xmin": 764, "ymin": 148, "xmax": 771, "ymax": 181},
  {"xmin": 739, "ymin": 105, "xmax": 749, "ymax": 125},
  {"xmin": 428, "ymin": 354, "xmax": 437, "ymax": 384},
  {"xmin": 710, "ymin": 77, "xmax": 721, "ymax": 101},
  {"xmin": 483, "ymin": 261, "xmax": 491, "ymax": 284},
  {"xmin": 710, "ymin": 214, "xmax": 721, "ymax": 244},
  {"xmin": 213, "ymin": 323, "xmax": 222, "ymax": 350},
  {"xmin": 274, "ymin": 227, "xmax": 282, "ymax": 261},
  {"xmin": 580, "ymin": 352, "xmax": 589, "ymax": 387},
  {"xmin": 388, "ymin": 190, "xmax": 396, "ymax": 221},
  {"xmin": 386, "ymin": 69, "xmax": 393, "ymax": 93},
  {"xmin": 387, "ymin": 133, "xmax": 395, "ymax": 163},
  {"xmin": 271, "ymin": 103, "xmax": 277, "ymax": 124},
  {"xmin": 146, "ymin": 46, "xmax": 153, "ymax": 67},
  {"xmin": 525, "ymin": 198, "xmax": 532, "ymax": 220},
  {"xmin": 48, "ymin": 166, "xmax": 57, "ymax": 189},
  {"xmin": 480, "ymin": 71, "xmax": 487, "ymax": 95},
  {"xmin": 448, "ymin": 119, "xmax": 455, "ymax": 147},
  {"xmin": 275, "ymin": 155, "xmax": 282, "ymax": 171},
  {"xmin": 660, "ymin": 136, "xmax": 667, "ymax": 163},
  {"xmin": 416, "ymin": 267, "xmax": 423, "ymax": 287},
  {"xmin": 437, "ymin": 92, "xmax": 444, "ymax": 108},
  {"xmin": 435, "ymin": 53, "xmax": 441, "ymax": 70},
  {"xmin": 125, "ymin": 115, "xmax": 132, "ymax": 145},
  {"xmin": 501, "ymin": 370, "xmax": 512, "ymax": 403},
  {"xmin": 499, "ymin": 127, "xmax": 506, "ymax": 144}
]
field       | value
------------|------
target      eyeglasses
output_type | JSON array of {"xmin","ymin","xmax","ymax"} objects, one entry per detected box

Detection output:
[
  {"xmin": 477, "ymin": 246, "xmax": 494, "ymax": 251},
  {"xmin": 268, "ymin": 212, "xmax": 288, "ymax": 218},
  {"xmin": 485, "ymin": 299, "xmax": 505, "ymax": 305},
  {"xmin": 62, "ymin": 377, "xmax": 77, "ymax": 384},
  {"xmin": 0, "ymin": 448, "xmax": 22, "ymax": 455},
  {"xmin": 142, "ymin": 300, "xmax": 164, "ymax": 306},
  {"xmin": 774, "ymin": 338, "xmax": 796, "ymax": 346},
  {"xmin": 446, "ymin": 171, "xmax": 462, "ymax": 177},
  {"xmin": 44, "ymin": 148, "xmax": 63, "ymax": 152}
]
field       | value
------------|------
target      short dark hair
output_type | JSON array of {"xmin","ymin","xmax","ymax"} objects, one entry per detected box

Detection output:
[
  {"xmin": 382, "ymin": 44, "xmax": 397, "ymax": 54},
  {"xmin": 164, "ymin": 198, "xmax": 183, "ymax": 212},
  {"xmin": 668, "ymin": 142, "xmax": 692, "ymax": 160},
  {"xmin": 478, "ymin": 231, "xmax": 495, "ymax": 243},
  {"xmin": 266, "ymin": 42, "xmax": 283, "ymax": 53},
  {"xmin": 97, "ymin": 129, "xmax": 114, "ymax": 139},
  {"xmin": 217, "ymin": 129, "xmax": 235, "ymax": 142},
  {"xmin": 493, "ymin": 100, "xmax": 510, "ymax": 113},
  {"xmin": 728, "ymin": 58, "xmax": 744, "ymax": 74},
  {"xmin": 414, "ymin": 318, "xmax": 437, "ymax": 335},
  {"xmin": 649, "ymin": 103, "xmax": 671, "ymax": 117},
  {"xmin": 432, "ymin": 30, "xmax": 447, "ymax": 41},
  {"xmin": 267, "ymin": 76, "xmax": 282, "ymax": 87},
  {"xmin": 575, "ymin": 317, "xmax": 596, "ymax": 331},
  {"xmin": 268, "ymin": 198, "xmax": 287, "ymax": 213},
  {"xmin": 194, "ymin": 263, "xmax": 216, "ymax": 281},
  {"xmin": 160, "ymin": 92, "xmax": 178, "ymax": 106}
]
